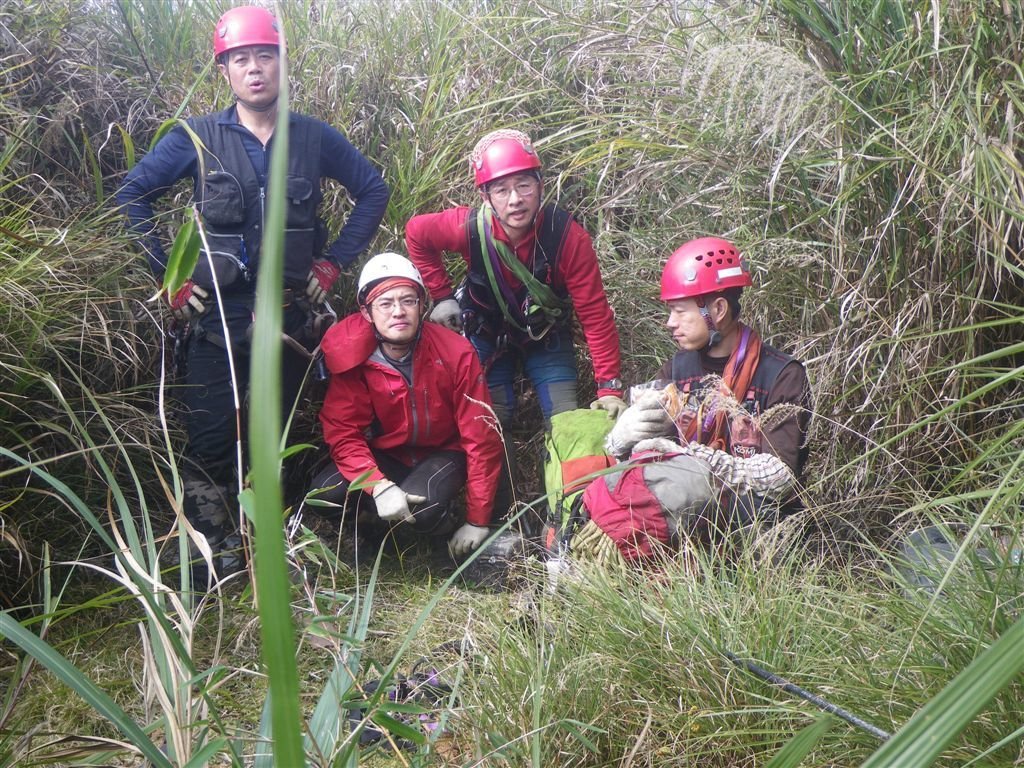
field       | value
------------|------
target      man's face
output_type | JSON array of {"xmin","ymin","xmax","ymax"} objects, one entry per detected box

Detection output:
[
  {"xmin": 219, "ymin": 45, "xmax": 280, "ymax": 110},
  {"xmin": 665, "ymin": 297, "xmax": 711, "ymax": 351},
  {"xmin": 362, "ymin": 286, "xmax": 424, "ymax": 346},
  {"xmin": 483, "ymin": 172, "xmax": 542, "ymax": 240}
]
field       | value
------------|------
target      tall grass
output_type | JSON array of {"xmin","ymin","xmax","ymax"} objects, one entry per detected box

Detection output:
[{"xmin": 1, "ymin": 0, "xmax": 1022, "ymax": 765}]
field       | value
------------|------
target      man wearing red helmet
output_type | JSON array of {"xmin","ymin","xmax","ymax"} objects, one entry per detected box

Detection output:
[
  {"xmin": 406, "ymin": 130, "xmax": 624, "ymax": 425},
  {"xmin": 115, "ymin": 6, "xmax": 389, "ymax": 578},
  {"xmin": 574, "ymin": 237, "xmax": 811, "ymax": 564},
  {"xmin": 405, "ymin": 131, "xmax": 624, "ymax": 525}
]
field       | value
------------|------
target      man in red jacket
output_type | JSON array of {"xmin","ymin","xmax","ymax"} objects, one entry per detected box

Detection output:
[
  {"xmin": 309, "ymin": 252, "xmax": 503, "ymax": 558},
  {"xmin": 405, "ymin": 129, "xmax": 625, "ymax": 425}
]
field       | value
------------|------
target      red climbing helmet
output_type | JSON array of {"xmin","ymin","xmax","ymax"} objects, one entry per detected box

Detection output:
[
  {"xmin": 213, "ymin": 6, "xmax": 280, "ymax": 59},
  {"xmin": 470, "ymin": 129, "xmax": 542, "ymax": 188},
  {"xmin": 660, "ymin": 236, "xmax": 752, "ymax": 301}
]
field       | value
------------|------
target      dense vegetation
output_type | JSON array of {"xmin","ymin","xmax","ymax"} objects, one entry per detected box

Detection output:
[{"xmin": 1, "ymin": 1, "xmax": 1022, "ymax": 766}]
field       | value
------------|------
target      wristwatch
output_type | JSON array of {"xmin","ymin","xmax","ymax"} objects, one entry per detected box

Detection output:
[{"xmin": 598, "ymin": 378, "xmax": 624, "ymax": 391}]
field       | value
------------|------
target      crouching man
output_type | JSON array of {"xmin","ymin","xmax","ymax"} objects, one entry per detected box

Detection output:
[
  {"xmin": 572, "ymin": 237, "xmax": 812, "ymax": 566},
  {"xmin": 307, "ymin": 253, "xmax": 503, "ymax": 559}
]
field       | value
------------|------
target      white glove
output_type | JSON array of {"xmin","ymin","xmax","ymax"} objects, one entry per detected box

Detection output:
[
  {"xmin": 428, "ymin": 298, "xmax": 463, "ymax": 332},
  {"xmin": 633, "ymin": 437, "xmax": 687, "ymax": 455},
  {"xmin": 371, "ymin": 480, "xmax": 426, "ymax": 524},
  {"xmin": 448, "ymin": 523, "xmax": 490, "ymax": 557},
  {"xmin": 590, "ymin": 395, "xmax": 627, "ymax": 420},
  {"xmin": 605, "ymin": 390, "xmax": 673, "ymax": 458}
]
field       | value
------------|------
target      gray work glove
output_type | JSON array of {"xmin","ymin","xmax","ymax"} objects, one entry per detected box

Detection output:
[
  {"xmin": 605, "ymin": 390, "xmax": 673, "ymax": 458},
  {"xmin": 428, "ymin": 298, "xmax": 463, "ymax": 332},
  {"xmin": 448, "ymin": 523, "xmax": 490, "ymax": 557},
  {"xmin": 372, "ymin": 480, "xmax": 426, "ymax": 524},
  {"xmin": 590, "ymin": 394, "xmax": 628, "ymax": 420}
]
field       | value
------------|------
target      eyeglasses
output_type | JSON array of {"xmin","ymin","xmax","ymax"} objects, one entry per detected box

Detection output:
[
  {"xmin": 372, "ymin": 296, "xmax": 421, "ymax": 312},
  {"xmin": 487, "ymin": 179, "xmax": 539, "ymax": 202}
]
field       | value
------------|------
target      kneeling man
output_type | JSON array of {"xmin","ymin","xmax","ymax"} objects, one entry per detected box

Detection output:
[
  {"xmin": 574, "ymin": 237, "xmax": 811, "ymax": 565},
  {"xmin": 310, "ymin": 252, "xmax": 503, "ymax": 558}
]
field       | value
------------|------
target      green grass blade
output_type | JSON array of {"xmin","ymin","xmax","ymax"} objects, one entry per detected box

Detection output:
[
  {"xmin": 247, "ymin": 17, "xmax": 304, "ymax": 766},
  {"xmin": 0, "ymin": 613, "xmax": 172, "ymax": 768},
  {"xmin": 765, "ymin": 714, "xmax": 835, "ymax": 768},
  {"xmin": 861, "ymin": 615, "xmax": 1024, "ymax": 767}
]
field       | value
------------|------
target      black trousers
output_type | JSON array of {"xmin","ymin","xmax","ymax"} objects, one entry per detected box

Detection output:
[
  {"xmin": 180, "ymin": 298, "xmax": 314, "ymax": 528},
  {"xmin": 306, "ymin": 450, "xmax": 467, "ymax": 536}
]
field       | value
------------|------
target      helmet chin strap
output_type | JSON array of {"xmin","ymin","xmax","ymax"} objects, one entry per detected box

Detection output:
[{"xmin": 698, "ymin": 301, "xmax": 721, "ymax": 350}]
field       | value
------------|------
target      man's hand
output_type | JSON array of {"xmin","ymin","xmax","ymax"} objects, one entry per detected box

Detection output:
[
  {"xmin": 605, "ymin": 390, "xmax": 673, "ymax": 458},
  {"xmin": 168, "ymin": 280, "xmax": 209, "ymax": 322},
  {"xmin": 590, "ymin": 395, "xmax": 627, "ymax": 419},
  {"xmin": 448, "ymin": 523, "xmax": 489, "ymax": 557},
  {"xmin": 305, "ymin": 259, "xmax": 341, "ymax": 304},
  {"xmin": 428, "ymin": 298, "xmax": 463, "ymax": 332},
  {"xmin": 372, "ymin": 480, "xmax": 426, "ymax": 523}
]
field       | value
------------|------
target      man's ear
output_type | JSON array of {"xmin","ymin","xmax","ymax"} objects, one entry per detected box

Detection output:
[
  {"xmin": 359, "ymin": 305, "xmax": 373, "ymax": 323},
  {"xmin": 711, "ymin": 295, "xmax": 731, "ymax": 324}
]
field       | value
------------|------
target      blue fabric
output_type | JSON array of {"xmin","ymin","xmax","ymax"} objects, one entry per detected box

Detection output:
[
  {"xmin": 470, "ymin": 325, "xmax": 578, "ymax": 421},
  {"xmin": 115, "ymin": 105, "xmax": 389, "ymax": 272}
]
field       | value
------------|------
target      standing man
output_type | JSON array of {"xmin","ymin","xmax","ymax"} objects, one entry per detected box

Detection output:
[
  {"xmin": 575, "ymin": 237, "xmax": 811, "ymax": 565},
  {"xmin": 405, "ymin": 129, "xmax": 625, "ymax": 425},
  {"xmin": 116, "ymin": 6, "xmax": 389, "ymax": 575},
  {"xmin": 310, "ymin": 253, "xmax": 503, "ymax": 560}
]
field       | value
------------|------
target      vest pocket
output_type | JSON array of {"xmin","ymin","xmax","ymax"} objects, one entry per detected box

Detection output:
[
  {"xmin": 199, "ymin": 170, "xmax": 245, "ymax": 226},
  {"xmin": 284, "ymin": 175, "xmax": 316, "ymax": 228},
  {"xmin": 192, "ymin": 233, "xmax": 251, "ymax": 290}
]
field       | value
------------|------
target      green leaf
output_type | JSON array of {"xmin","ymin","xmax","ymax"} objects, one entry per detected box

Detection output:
[
  {"xmin": 369, "ymin": 711, "xmax": 426, "ymax": 745},
  {"xmin": 0, "ymin": 612, "xmax": 172, "ymax": 768},
  {"xmin": 861, "ymin": 615, "xmax": 1024, "ymax": 767},
  {"xmin": 162, "ymin": 214, "xmax": 200, "ymax": 296},
  {"xmin": 765, "ymin": 714, "xmax": 835, "ymax": 768}
]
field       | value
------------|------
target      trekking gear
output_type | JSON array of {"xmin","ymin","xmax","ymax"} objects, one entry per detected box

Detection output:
[
  {"xmin": 305, "ymin": 258, "xmax": 340, "ymax": 304},
  {"xmin": 428, "ymin": 298, "xmax": 463, "ymax": 332},
  {"xmin": 189, "ymin": 109, "xmax": 325, "ymax": 291},
  {"xmin": 589, "ymin": 394, "xmax": 627, "ymax": 419},
  {"xmin": 460, "ymin": 204, "xmax": 572, "ymax": 344},
  {"xmin": 168, "ymin": 280, "xmax": 209, "ymax": 322},
  {"xmin": 660, "ymin": 236, "xmax": 752, "ymax": 301},
  {"xmin": 357, "ymin": 252, "xmax": 426, "ymax": 306},
  {"xmin": 448, "ymin": 522, "xmax": 489, "ymax": 557},
  {"xmin": 471, "ymin": 129, "xmax": 542, "ymax": 188},
  {"xmin": 580, "ymin": 450, "xmax": 674, "ymax": 562},
  {"xmin": 541, "ymin": 409, "xmax": 615, "ymax": 555},
  {"xmin": 213, "ymin": 5, "xmax": 280, "ymax": 59},
  {"xmin": 605, "ymin": 390, "xmax": 673, "ymax": 458}
]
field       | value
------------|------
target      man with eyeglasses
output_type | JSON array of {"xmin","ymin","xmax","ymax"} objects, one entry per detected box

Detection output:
[
  {"xmin": 308, "ymin": 252, "xmax": 503, "ymax": 560},
  {"xmin": 405, "ymin": 130, "xmax": 625, "ymax": 522}
]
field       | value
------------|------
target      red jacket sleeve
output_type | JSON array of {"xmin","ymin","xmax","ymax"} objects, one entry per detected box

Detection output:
[
  {"xmin": 319, "ymin": 371, "xmax": 386, "ymax": 487},
  {"xmin": 405, "ymin": 207, "xmax": 472, "ymax": 302},
  {"xmin": 556, "ymin": 221, "xmax": 622, "ymax": 397},
  {"xmin": 453, "ymin": 344, "xmax": 504, "ymax": 525}
]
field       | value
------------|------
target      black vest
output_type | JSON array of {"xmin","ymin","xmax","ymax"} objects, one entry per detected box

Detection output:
[
  {"xmin": 188, "ymin": 109, "xmax": 325, "ymax": 292},
  {"xmin": 670, "ymin": 343, "xmax": 808, "ymax": 474},
  {"xmin": 460, "ymin": 204, "xmax": 573, "ymax": 340}
]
